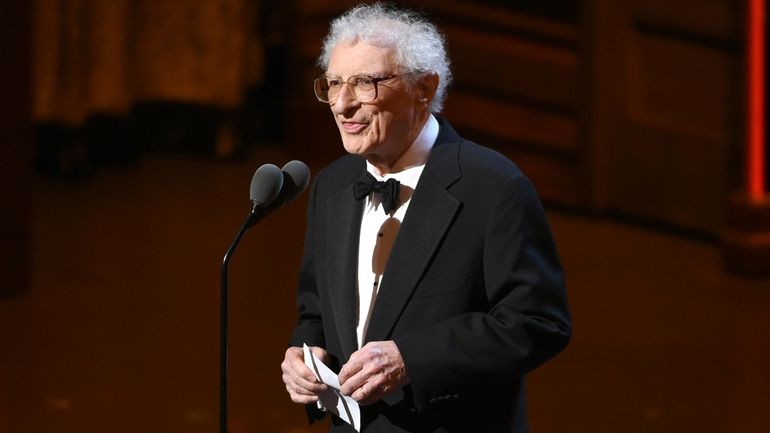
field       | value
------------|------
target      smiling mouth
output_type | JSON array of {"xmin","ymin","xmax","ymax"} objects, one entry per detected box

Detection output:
[{"xmin": 341, "ymin": 121, "xmax": 368, "ymax": 134}]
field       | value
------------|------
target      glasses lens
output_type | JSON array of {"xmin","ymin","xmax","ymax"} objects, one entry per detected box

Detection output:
[
  {"xmin": 350, "ymin": 75, "xmax": 376, "ymax": 102},
  {"xmin": 313, "ymin": 75, "xmax": 381, "ymax": 103},
  {"xmin": 314, "ymin": 77, "xmax": 331, "ymax": 102}
]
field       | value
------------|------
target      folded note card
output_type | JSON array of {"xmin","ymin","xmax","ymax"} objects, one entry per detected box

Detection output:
[{"xmin": 303, "ymin": 344, "xmax": 361, "ymax": 432}]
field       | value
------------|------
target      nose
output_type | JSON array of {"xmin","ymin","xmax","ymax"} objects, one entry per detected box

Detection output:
[{"xmin": 331, "ymin": 82, "xmax": 360, "ymax": 115}]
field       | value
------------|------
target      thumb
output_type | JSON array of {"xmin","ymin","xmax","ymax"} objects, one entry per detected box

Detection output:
[{"xmin": 311, "ymin": 346, "xmax": 329, "ymax": 362}]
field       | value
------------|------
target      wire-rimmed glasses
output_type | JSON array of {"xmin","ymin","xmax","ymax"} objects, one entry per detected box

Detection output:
[{"xmin": 313, "ymin": 72, "xmax": 411, "ymax": 104}]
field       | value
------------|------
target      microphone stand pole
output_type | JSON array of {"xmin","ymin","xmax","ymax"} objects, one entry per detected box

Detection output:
[{"xmin": 220, "ymin": 209, "xmax": 257, "ymax": 433}]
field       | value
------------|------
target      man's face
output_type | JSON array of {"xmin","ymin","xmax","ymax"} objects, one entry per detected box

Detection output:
[{"xmin": 326, "ymin": 41, "xmax": 427, "ymax": 169}]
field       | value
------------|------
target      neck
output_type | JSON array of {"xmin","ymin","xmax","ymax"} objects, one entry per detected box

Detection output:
[
  {"xmin": 367, "ymin": 115, "xmax": 438, "ymax": 176},
  {"xmin": 369, "ymin": 111, "xmax": 432, "ymax": 175}
]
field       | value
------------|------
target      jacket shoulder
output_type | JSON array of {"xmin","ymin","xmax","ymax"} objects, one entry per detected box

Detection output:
[
  {"xmin": 435, "ymin": 117, "xmax": 524, "ymax": 181},
  {"xmin": 455, "ymin": 139, "xmax": 526, "ymax": 188},
  {"xmin": 313, "ymin": 154, "xmax": 364, "ymax": 193}
]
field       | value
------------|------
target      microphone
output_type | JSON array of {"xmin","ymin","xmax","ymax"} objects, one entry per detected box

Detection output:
[
  {"xmin": 249, "ymin": 163, "xmax": 283, "ymax": 209},
  {"xmin": 246, "ymin": 160, "xmax": 311, "ymax": 227},
  {"xmin": 277, "ymin": 160, "xmax": 312, "ymax": 204}
]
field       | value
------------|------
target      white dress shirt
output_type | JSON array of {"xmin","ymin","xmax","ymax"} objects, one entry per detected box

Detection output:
[{"xmin": 354, "ymin": 114, "xmax": 439, "ymax": 348}]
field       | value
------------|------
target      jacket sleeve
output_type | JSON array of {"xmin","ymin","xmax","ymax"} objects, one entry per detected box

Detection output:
[
  {"xmin": 393, "ymin": 173, "xmax": 572, "ymax": 413},
  {"xmin": 289, "ymin": 176, "xmax": 326, "ymax": 349},
  {"xmin": 287, "ymin": 177, "xmax": 328, "ymax": 423}
]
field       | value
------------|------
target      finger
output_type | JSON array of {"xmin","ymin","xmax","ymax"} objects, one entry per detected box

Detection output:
[
  {"xmin": 311, "ymin": 346, "xmax": 329, "ymax": 362},
  {"xmin": 283, "ymin": 371, "xmax": 326, "ymax": 396},
  {"xmin": 352, "ymin": 375, "xmax": 386, "ymax": 404},
  {"xmin": 285, "ymin": 380, "xmax": 311, "ymax": 396},
  {"xmin": 338, "ymin": 362, "xmax": 360, "ymax": 386},
  {"xmin": 352, "ymin": 377, "xmax": 373, "ymax": 401},
  {"xmin": 340, "ymin": 362, "xmax": 380, "ymax": 396},
  {"xmin": 351, "ymin": 379, "xmax": 370, "ymax": 402},
  {"xmin": 338, "ymin": 364, "xmax": 364, "ymax": 395},
  {"xmin": 286, "ymin": 346, "xmax": 325, "ymax": 382},
  {"xmin": 287, "ymin": 384, "xmax": 320, "ymax": 404},
  {"xmin": 282, "ymin": 352, "xmax": 327, "ymax": 394},
  {"xmin": 289, "ymin": 365, "xmax": 328, "ymax": 394}
]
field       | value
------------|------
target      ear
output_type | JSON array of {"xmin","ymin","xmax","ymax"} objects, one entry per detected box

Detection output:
[{"xmin": 416, "ymin": 72, "xmax": 440, "ymax": 108}]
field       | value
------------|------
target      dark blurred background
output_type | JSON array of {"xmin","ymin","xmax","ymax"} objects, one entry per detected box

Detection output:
[{"xmin": 1, "ymin": 1, "xmax": 769, "ymax": 432}]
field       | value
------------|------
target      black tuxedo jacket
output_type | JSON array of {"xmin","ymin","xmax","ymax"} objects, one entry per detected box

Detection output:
[{"xmin": 290, "ymin": 118, "xmax": 571, "ymax": 433}]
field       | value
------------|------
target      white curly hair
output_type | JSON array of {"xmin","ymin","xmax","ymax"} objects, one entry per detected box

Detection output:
[{"xmin": 318, "ymin": 3, "xmax": 453, "ymax": 113}]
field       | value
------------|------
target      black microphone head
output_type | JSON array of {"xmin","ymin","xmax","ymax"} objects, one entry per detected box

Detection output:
[
  {"xmin": 279, "ymin": 160, "xmax": 311, "ymax": 204},
  {"xmin": 249, "ymin": 163, "xmax": 283, "ymax": 208}
]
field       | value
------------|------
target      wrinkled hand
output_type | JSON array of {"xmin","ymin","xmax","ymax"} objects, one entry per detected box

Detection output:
[
  {"xmin": 281, "ymin": 346, "xmax": 329, "ymax": 404},
  {"xmin": 338, "ymin": 341, "xmax": 409, "ymax": 405}
]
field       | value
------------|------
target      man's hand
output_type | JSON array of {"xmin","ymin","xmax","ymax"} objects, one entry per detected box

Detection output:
[
  {"xmin": 338, "ymin": 340, "xmax": 409, "ymax": 405},
  {"xmin": 281, "ymin": 346, "xmax": 329, "ymax": 404}
]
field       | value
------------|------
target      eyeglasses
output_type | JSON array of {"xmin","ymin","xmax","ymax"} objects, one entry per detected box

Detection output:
[{"xmin": 313, "ymin": 72, "xmax": 411, "ymax": 104}]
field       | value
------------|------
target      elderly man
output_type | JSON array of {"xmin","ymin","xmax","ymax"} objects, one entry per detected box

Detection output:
[{"xmin": 281, "ymin": 4, "xmax": 571, "ymax": 432}]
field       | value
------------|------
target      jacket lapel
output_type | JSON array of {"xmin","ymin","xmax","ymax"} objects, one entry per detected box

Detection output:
[
  {"xmin": 364, "ymin": 123, "xmax": 463, "ymax": 343},
  {"xmin": 325, "ymin": 170, "xmax": 365, "ymax": 360}
]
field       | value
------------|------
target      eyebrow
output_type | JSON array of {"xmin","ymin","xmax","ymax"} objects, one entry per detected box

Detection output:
[{"xmin": 324, "ymin": 72, "xmax": 389, "ymax": 78}]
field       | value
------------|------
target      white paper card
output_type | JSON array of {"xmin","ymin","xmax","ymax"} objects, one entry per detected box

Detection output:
[{"xmin": 303, "ymin": 343, "xmax": 361, "ymax": 432}]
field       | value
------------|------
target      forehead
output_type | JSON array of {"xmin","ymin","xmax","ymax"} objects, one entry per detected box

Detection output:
[{"xmin": 326, "ymin": 41, "xmax": 399, "ymax": 76}]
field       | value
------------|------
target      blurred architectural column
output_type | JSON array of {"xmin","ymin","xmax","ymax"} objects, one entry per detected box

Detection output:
[
  {"xmin": 722, "ymin": 0, "xmax": 770, "ymax": 275},
  {"xmin": 580, "ymin": 0, "xmax": 628, "ymax": 210},
  {"xmin": 0, "ymin": 0, "xmax": 32, "ymax": 298}
]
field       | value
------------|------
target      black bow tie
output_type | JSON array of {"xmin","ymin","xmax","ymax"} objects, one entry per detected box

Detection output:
[{"xmin": 353, "ymin": 172, "xmax": 401, "ymax": 214}]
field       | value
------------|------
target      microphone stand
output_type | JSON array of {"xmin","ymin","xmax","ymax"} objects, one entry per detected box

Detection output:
[
  {"xmin": 217, "ymin": 158, "xmax": 307, "ymax": 433},
  {"xmin": 219, "ymin": 207, "xmax": 258, "ymax": 433}
]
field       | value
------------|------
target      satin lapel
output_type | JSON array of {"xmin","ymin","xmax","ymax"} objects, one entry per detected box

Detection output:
[
  {"xmin": 364, "ymin": 139, "xmax": 462, "ymax": 344},
  {"xmin": 325, "ymin": 185, "xmax": 364, "ymax": 360}
]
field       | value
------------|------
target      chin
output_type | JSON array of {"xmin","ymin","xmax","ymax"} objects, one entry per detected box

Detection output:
[
  {"xmin": 344, "ymin": 146, "xmax": 370, "ymax": 156},
  {"xmin": 341, "ymin": 140, "xmax": 362, "ymax": 156},
  {"xmin": 340, "ymin": 137, "xmax": 371, "ymax": 156}
]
